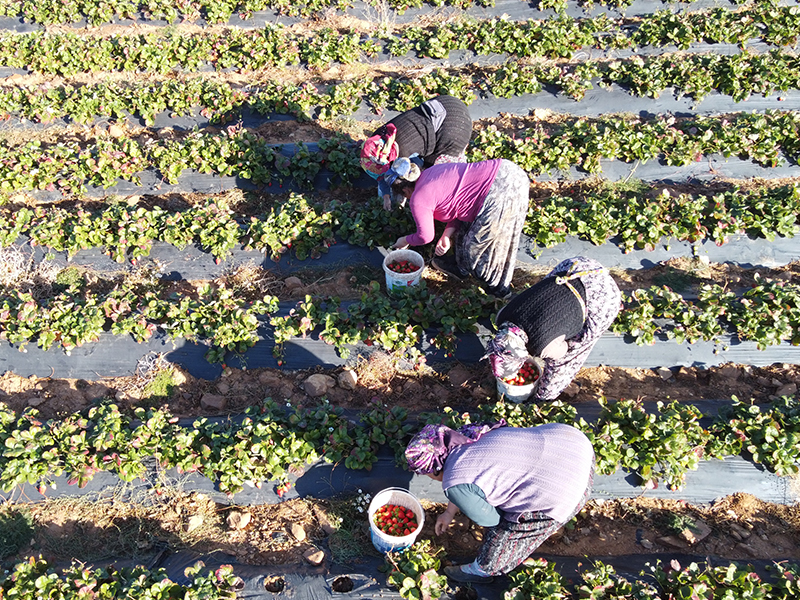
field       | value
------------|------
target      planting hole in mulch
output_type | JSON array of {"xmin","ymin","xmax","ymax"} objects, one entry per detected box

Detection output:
[
  {"xmin": 331, "ymin": 576, "xmax": 354, "ymax": 593},
  {"xmin": 264, "ymin": 576, "xmax": 285, "ymax": 593}
]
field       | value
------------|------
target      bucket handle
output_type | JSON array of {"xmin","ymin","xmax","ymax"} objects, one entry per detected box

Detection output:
[{"xmin": 378, "ymin": 486, "xmax": 413, "ymax": 494}]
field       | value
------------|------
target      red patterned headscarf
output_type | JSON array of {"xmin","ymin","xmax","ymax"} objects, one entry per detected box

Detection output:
[{"xmin": 360, "ymin": 123, "xmax": 399, "ymax": 179}]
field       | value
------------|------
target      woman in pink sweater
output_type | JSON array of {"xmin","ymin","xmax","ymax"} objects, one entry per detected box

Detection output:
[{"xmin": 387, "ymin": 157, "xmax": 529, "ymax": 297}]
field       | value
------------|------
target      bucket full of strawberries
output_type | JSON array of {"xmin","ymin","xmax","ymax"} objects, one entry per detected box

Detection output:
[
  {"xmin": 382, "ymin": 249, "xmax": 425, "ymax": 292},
  {"xmin": 495, "ymin": 358, "xmax": 544, "ymax": 403},
  {"xmin": 367, "ymin": 487, "xmax": 425, "ymax": 553}
]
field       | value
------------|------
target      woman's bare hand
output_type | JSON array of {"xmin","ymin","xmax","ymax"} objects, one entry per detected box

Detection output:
[
  {"xmin": 435, "ymin": 512, "xmax": 455, "ymax": 535},
  {"xmin": 434, "ymin": 235, "xmax": 451, "ymax": 256},
  {"xmin": 435, "ymin": 502, "xmax": 459, "ymax": 535}
]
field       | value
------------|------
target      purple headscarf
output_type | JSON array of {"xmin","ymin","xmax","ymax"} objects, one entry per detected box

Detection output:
[{"xmin": 405, "ymin": 420, "xmax": 506, "ymax": 474}]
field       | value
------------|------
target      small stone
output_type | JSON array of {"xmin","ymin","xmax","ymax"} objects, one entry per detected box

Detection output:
[
  {"xmin": 756, "ymin": 376, "xmax": 773, "ymax": 388},
  {"xmin": 403, "ymin": 380, "xmax": 423, "ymax": 394},
  {"xmin": 776, "ymin": 383, "xmax": 797, "ymax": 397},
  {"xmin": 259, "ymin": 371, "xmax": 282, "ymax": 386},
  {"xmin": 226, "ymin": 511, "xmax": 252, "ymax": 530},
  {"xmin": 777, "ymin": 271, "xmax": 793, "ymax": 281},
  {"xmin": 313, "ymin": 507, "xmax": 337, "ymax": 536},
  {"xmin": 115, "ymin": 390, "xmax": 129, "ymax": 401},
  {"xmin": 290, "ymin": 523, "xmax": 307, "ymax": 542},
  {"xmin": 657, "ymin": 535, "xmax": 688, "ymax": 549},
  {"xmin": 186, "ymin": 515, "xmax": 204, "ymax": 532},
  {"xmin": 656, "ymin": 366, "xmax": 673, "ymax": 380},
  {"xmin": 303, "ymin": 548, "xmax": 325, "ymax": 566},
  {"xmin": 675, "ymin": 366, "xmax": 695, "ymax": 382},
  {"xmin": 562, "ymin": 381, "xmax": 581, "ymax": 398},
  {"xmin": 338, "ymin": 370, "xmax": 358, "ymax": 391},
  {"xmin": 640, "ymin": 538, "xmax": 654, "ymax": 550},
  {"xmin": 284, "ymin": 276, "xmax": 303, "ymax": 290},
  {"xmin": 679, "ymin": 519, "xmax": 711, "ymax": 544},
  {"xmin": 716, "ymin": 364, "xmax": 740, "ymax": 383},
  {"xmin": 532, "ymin": 108, "xmax": 552, "ymax": 120},
  {"xmin": 108, "ymin": 124, "xmax": 125, "ymax": 138},
  {"xmin": 447, "ymin": 365, "xmax": 472, "ymax": 387},
  {"xmin": 729, "ymin": 523, "xmax": 751, "ymax": 539},
  {"xmin": 561, "ymin": 535, "xmax": 571, "ymax": 546},
  {"xmin": 200, "ymin": 393, "xmax": 227, "ymax": 411},
  {"xmin": 216, "ymin": 382, "xmax": 230, "ymax": 395},
  {"xmin": 27, "ymin": 395, "xmax": 45, "ymax": 407},
  {"xmin": 303, "ymin": 374, "xmax": 336, "ymax": 397},
  {"xmin": 697, "ymin": 255, "xmax": 710, "ymax": 265},
  {"xmin": 736, "ymin": 542, "xmax": 758, "ymax": 556}
]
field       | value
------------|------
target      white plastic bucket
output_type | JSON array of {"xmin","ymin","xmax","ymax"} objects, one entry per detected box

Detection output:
[
  {"xmin": 383, "ymin": 249, "xmax": 425, "ymax": 292},
  {"xmin": 367, "ymin": 487, "xmax": 425, "ymax": 553},
  {"xmin": 495, "ymin": 358, "xmax": 543, "ymax": 403}
]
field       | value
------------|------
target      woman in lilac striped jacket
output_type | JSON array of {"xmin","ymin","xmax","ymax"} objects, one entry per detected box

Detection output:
[{"xmin": 405, "ymin": 420, "xmax": 595, "ymax": 583}]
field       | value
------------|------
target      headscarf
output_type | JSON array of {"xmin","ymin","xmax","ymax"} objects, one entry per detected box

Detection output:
[
  {"xmin": 405, "ymin": 420, "xmax": 506, "ymax": 474},
  {"xmin": 485, "ymin": 323, "xmax": 529, "ymax": 379},
  {"xmin": 360, "ymin": 123, "xmax": 399, "ymax": 179},
  {"xmin": 383, "ymin": 156, "xmax": 420, "ymax": 186}
]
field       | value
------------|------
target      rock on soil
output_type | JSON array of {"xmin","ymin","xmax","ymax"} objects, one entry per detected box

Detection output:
[
  {"xmin": 303, "ymin": 548, "xmax": 325, "ymax": 566},
  {"xmin": 338, "ymin": 369, "xmax": 358, "ymax": 391},
  {"xmin": 303, "ymin": 374, "xmax": 336, "ymax": 397},
  {"xmin": 226, "ymin": 511, "xmax": 252, "ymax": 530},
  {"xmin": 200, "ymin": 393, "xmax": 227, "ymax": 411},
  {"xmin": 290, "ymin": 523, "xmax": 307, "ymax": 542}
]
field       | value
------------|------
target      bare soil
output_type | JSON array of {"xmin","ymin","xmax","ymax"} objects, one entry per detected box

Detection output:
[{"xmin": 2, "ymin": 490, "xmax": 799, "ymax": 574}]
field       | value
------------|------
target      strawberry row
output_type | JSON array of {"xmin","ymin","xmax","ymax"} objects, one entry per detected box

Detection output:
[
  {"xmin": 1, "ymin": 6, "xmax": 799, "ymax": 76},
  {"xmin": 1, "ymin": 112, "xmax": 798, "ymax": 200},
  {"xmin": 2, "ymin": 50, "xmax": 800, "ymax": 128},
  {"xmin": 1, "ymin": 390, "xmax": 798, "ymax": 497}
]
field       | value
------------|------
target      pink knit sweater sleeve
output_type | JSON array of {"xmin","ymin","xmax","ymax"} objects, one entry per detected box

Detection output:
[{"xmin": 405, "ymin": 186, "xmax": 440, "ymax": 246}]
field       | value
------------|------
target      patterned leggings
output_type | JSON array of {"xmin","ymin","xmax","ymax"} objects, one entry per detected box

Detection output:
[
  {"xmin": 476, "ymin": 467, "xmax": 594, "ymax": 575},
  {"xmin": 455, "ymin": 159, "xmax": 530, "ymax": 292}
]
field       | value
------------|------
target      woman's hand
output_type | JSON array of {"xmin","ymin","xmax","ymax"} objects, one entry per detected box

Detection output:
[
  {"xmin": 435, "ymin": 502, "xmax": 459, "ymax": 535},
  {"xmin": 435, "ymin": 234, "xmax": 451, "ymax": 256},
  {"xmin": 383, "ymin": 194, "xmax": 392, "ymax": 211},
  {"xmin": 393, "ymin": 236, "xmax": 409, "ymax": 250}
]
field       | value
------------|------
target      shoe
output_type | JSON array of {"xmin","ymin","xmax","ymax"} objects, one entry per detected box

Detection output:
[
  {"xmin": 431, "ymin": 256, "xmax": 466, "ymax": 280},
  {"xmin": 443, "ymin": 565, "xmax": 494, "ymax": 584}
]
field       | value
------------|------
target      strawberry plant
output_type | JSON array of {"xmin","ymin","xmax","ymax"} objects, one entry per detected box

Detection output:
[
  {"xmin": 707, "ymin": 396, "xmax": 800, "ymax": 476},
  {"xmin": 652, "ymin": 559, "xmax": 772, "ymax": 600},
  {"xmin": 0, "ymin": 557, "xmax": 242, "ymax": 600},
  {"xmin": 579, "ymin": 398, "xmax": 709, "ymax": 490},
  {"xmin": 505, "ymin": 558, "xmax": 568, "ymax": 600},
  {"xmin": 386, "ymin": 540, "xmax": 446, "ymax": 600},
  {"xmin": 577, "ymin": 561, "xmax": 659, "ymax": 599},
  {"xmin": 245, "ymin": 193, "xmax": 335, "ymax": 261}
]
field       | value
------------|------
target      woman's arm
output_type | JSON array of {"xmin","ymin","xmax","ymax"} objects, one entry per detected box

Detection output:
[
  {"xmin": 435, "ymin": 222, "xmax": 459, "ymax": 256},
  {"xmin": 444, "ymin": 483, "xmax": 501, "ymax": 528}
]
